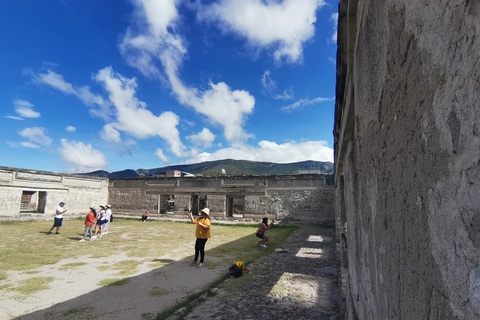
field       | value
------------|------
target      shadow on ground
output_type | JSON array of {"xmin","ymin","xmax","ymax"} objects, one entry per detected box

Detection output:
[{"xmin": 14, "ymin": 226, "xmax": 339, "ymax": 320}]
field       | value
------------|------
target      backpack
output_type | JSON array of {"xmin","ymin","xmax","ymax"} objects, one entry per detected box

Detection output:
[
  {"xmin": 229, "ymin": 264, "xmax": 243, "ymax": 278},
  {"xmin": 228, "ymin": 260, "xmax": 245, "ymax": 278}
]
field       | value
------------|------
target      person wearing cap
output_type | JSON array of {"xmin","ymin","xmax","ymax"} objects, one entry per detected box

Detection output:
[
  {"xmin": 103, "ymin": 204, "xmax": 112, "ymax": 234},
  {"xmin": 47, "ymin": 202, "xmax": 67, "ymax": 234},
  {"xmin": 189, "ymin": 208, "xmax": 211, "ymax": 268},
  {"xmin": 92, "ymin": 205, "xmax": 106, "ymax": 239}
]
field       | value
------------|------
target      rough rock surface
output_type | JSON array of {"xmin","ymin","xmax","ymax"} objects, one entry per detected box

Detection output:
[{"xmin": 176, "ymin": 227, "xmax": 340, "ymax": 320}]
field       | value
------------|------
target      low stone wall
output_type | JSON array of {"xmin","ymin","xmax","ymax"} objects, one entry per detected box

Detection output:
[
  {"xmin": 108, "ymin": 174, "xmax": 334, "ymax": 225},
  {"xmin": 0, "ymin": 166, "xmax": 108, "ymax": 219}
]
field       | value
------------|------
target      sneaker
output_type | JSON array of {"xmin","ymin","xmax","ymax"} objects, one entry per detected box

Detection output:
[
  {"xmin": 197, "ymin": 263, "xmax": 204, "ymax": 268},
  {"xmin": 256, "ymin": 242, "xmax": 260, "ymax": 246},
  {"xmin": 189, "ymin": 261, "xmax": 198, "ymax": 266},
  {"xmin": 79, "ymin": 239, "xmax": 85, "ymax": 242},
  {"xmin": 91, "ymin": 236, "xmax": 97, "ymax": 239},
  {"xmin": 261, "ymin": 244, "xmax": 267, "ymax": 248},
  {"xmin": 55, "ymin": 232, "xmax": 60, "ymax": 234},
  {"xmin": 47, "ymin": 232, "xmax": 52, "ymax": 235}
]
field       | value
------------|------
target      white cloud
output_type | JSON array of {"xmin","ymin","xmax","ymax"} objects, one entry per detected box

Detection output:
[
  {"xmin": 331, "ymin": 13, "xmax": 338, "ymax": 43},
  {"xmin": 21, "ymin": 141, "xmax": 39, "ymax": 148},
  {"xmin": 187, "ymin": 139, "xmax": 333, "ymax": 163},
  {"xmin": 187, "ymin": 128, "xmax": 215, "ymax": 148},
  {"xmin": 197, "ymin": 0, "xmax": 325, "ymax": 63},
  {"xmin": 65, "ymin": 126, "xmax": 76, "ymax": 132},
  {"xmin": 119, "ymin": 0, "xmax": 185, "ymax": 78},
  {"xmin": 95, "ymin": 67, "xmax": 186, "ymax": 157},
  {"xmin": 280, "ymin": 96, "xmax": 334, "ymax": 112},
  {"xmin": 13, "ymin": 100, "xmax": 34, "ymax": 107},
  {"xmin": 261, "ymin": 70, "xmax": 276, "ymax": 91},
  {"xmin": 4, "ymin": 116, "xmax": 24, "ymax": 120},
  {"xmin": 155, "ymin": 148, "xmax": 170, "ymax": 163},
  {"xmin": 33, "ymin": 70, "xmax": 76, "ymax": 94},
  {"xmin": 101, "ymin": 123, "xmax": 122, "ymax": 143},
  {"xmin": 32, "ymin": 70, "xmax": 111, "ymax": 120},
  {"xmin": 120, "ymin": 0, "xmax": 256, "ymax": 145},
  {"xmin": 274, "ymin": 89, "xmax": 294, "ymax": 100},
  {"xmin": 59, "ymin": 139, "xmax": 107, "ymax": 173},
  {"xmin": 16, "ymin": 107, "xmax": 40, "ymax": 118},
  {"xmin": 13, "ymin": 100, "xmax": 40, "ymax": 118},
  {"xmin": 18, "ymin": 127, "xmax": 53, "ymax": 146}
]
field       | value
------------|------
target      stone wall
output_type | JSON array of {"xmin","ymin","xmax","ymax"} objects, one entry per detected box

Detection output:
[
  {"xmin": 334, "ymin": 1, "xmax": 480, "ymax": 319},
  {"xmin": 108, "ymin": 174, "xmax": 334, "ymax": 224},
  {"xmin": 0, "ymin": 167, "xmax": 108, "ymax": 219}
]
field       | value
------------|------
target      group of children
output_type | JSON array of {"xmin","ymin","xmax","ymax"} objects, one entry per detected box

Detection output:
[
  {"xmin": 50, "ymin": 201, "xmax": 275, "ymax": 267},
  {"xmin": 79, "ymin": 204, "xmax": 113, "ymax": 242}
]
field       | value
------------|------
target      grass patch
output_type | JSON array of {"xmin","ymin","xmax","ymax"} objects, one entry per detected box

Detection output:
[
  {"xmin": 149, "ymin": 286, "xmax": 169, "ymax": 297},
  {"xmin": 0, "ymin": 271, "xmax": 7, "ymax": 280},
  {"xmin": 111, "ymin": 260, "xmax": 142, "ymax": 276},
  {"xmin": 0, "ymin": 218, "xmax": 302, "ymax": 318},
  {"xmin": 97, "ymin": 278, "xmax": 130, "ymax": 287},
  {"xmin": 22, "ymin": 270, "xmax": 40, "ymax": 275},
  {"xmin": 96, "ymin": 265, "xmax": 110, "ymax": 272},
  {"xmin": 59, "ymin": 262, "xmax": 87, "ymax": 270},
  {"xmin": 62, "ymin": 306, "xmax": 88, "ymax": 317},
  {"xmin": 12, "ymin": 277, "xmax": 55, "ymax": 296}
]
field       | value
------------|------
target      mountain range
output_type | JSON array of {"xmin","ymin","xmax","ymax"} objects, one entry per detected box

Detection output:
[{"xmin": 78, "ymin": 159, "xmax": 334, "ymax": 178}]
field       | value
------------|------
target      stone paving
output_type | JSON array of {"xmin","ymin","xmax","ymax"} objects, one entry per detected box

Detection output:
[{"xmin": 171, "ymin": 226, "xmax": 340, "ymax": 320}]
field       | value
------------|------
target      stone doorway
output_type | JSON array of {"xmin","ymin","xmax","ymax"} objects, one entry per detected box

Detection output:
[
  {"xmin": 226, "ymin": 196, "xmax": 245, "ymax": 218},
  {"xmin": 20, "ymin": 190, "xmax": 47, "ymax": 213}
]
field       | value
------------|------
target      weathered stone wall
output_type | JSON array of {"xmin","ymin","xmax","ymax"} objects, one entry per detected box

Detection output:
[
  {"xmin": 0, "ymin": 167, "xmax": 108, "ymax": 219},
  {"xmin": 334, "ymin": 0, "xmax": 480, "ymax": 319},
  {"xmin": 108, "ymin": 175, "xmax": 334, "ymax": 224}
]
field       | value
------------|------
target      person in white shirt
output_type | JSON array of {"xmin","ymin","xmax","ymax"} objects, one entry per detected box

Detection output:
[
  {"xmin": 104, "ymin": 204, "xmax": 112, "ymax": 234},
  {"xmin": 48, "ymin": 202, "xmax": 67, "ymax": 235}
]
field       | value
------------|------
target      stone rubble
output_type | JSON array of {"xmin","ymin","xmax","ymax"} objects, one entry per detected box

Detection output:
[{"xmin": 172, "ymin": 227, "xmax": 340, "ymax": 320}]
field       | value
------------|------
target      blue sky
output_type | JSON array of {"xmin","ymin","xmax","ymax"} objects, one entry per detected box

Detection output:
[{"xmin": 0, "ymin": 0, "xmax": 339, "ymax": 173}]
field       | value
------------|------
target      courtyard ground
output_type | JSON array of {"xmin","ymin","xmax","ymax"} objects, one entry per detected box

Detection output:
[{"xmin": 0, "ymin": 218, "xmax": 339, "ymax": 320}]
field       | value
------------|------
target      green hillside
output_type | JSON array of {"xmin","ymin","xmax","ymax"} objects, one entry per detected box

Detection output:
[{"xmin": 80, "ymin": 159, "xmax": 333, "ymax": 178}]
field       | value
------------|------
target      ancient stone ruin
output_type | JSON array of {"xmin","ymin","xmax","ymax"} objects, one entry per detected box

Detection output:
[
  {"xmin": 334, "ymin": 0, "xmax": 480, "ymax": 319},
  {"xmin": 0, "ymin": 166, "xmax": 334, "ymax": 225}
]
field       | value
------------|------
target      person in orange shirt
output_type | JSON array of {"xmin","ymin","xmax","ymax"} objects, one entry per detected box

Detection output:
[
  {"xmin": 79, "ymin": 207, "xmax": 97, "ymax": 242},
  {"xmin": 189, "ymin": 208, "xmax": 211, "ymax": 268}
]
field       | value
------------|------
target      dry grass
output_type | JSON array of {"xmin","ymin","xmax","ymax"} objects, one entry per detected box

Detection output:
[{"xmin": 0, "ymin": 218, "xmax": 299, "ymax": 301}]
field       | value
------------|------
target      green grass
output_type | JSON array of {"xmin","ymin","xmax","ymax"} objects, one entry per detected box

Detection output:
[
  {"xmin": 59, "ymin": 262, "xmax": 87, "ymax": 270},
  {"xmin": 149, "ymin": 286, "xmax": 169, "ymax": 297},
  {"xmin": 12, "ymin": 277, "xmax": 55, "ymax": 297},
  {"xmin": 0, "ymin": 218, "xmax": 301, "ymax": 317},
  {"xmin": 97, "ymin": 278, "xmax": 130, "ymax": 287}
]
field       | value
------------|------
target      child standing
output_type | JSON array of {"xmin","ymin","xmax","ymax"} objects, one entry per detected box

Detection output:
[
  {"xmin": 92, "ymin": 205, "xmax": 106, "ymax": 239},
  {"xmin": 79, "ymin": 207, "xmax": 96, "ymax": 242}
]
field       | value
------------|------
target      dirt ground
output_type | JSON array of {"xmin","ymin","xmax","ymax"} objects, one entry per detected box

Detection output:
[
  {"xmin": 0, "ymin": 223, "xmax": 340, "ymax": 320},
  {"xmin": 0, "ymin": 224, "xmax": 228, "ymax": 320}
]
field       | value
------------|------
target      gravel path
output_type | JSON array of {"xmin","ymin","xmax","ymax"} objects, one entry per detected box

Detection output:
[{"xmin": 174, "ymin": 226, "xmax": 340, "ymax": 320}]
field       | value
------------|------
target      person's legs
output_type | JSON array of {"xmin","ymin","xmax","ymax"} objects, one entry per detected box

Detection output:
[
  {"xmin": 93, "ymin": 224, "xmax": 100, "ymax": 237},
  {"xmin": 194, "ymin": 238, "xmax": 200, "ymax": 262},
  {"xmin": 83, "ymin": 226, "xmax": 89, "ymax": 239},
  {"xmin": 198, "ymin": 238, "xmax": 208, "ymax": 263},
  {"xmin": 262, "ymin": 235, "xmax": 269, "ymax": 244},
  {"xmin": 104, "ymin": 221, "xmax": 109, "ymax": 233}
]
